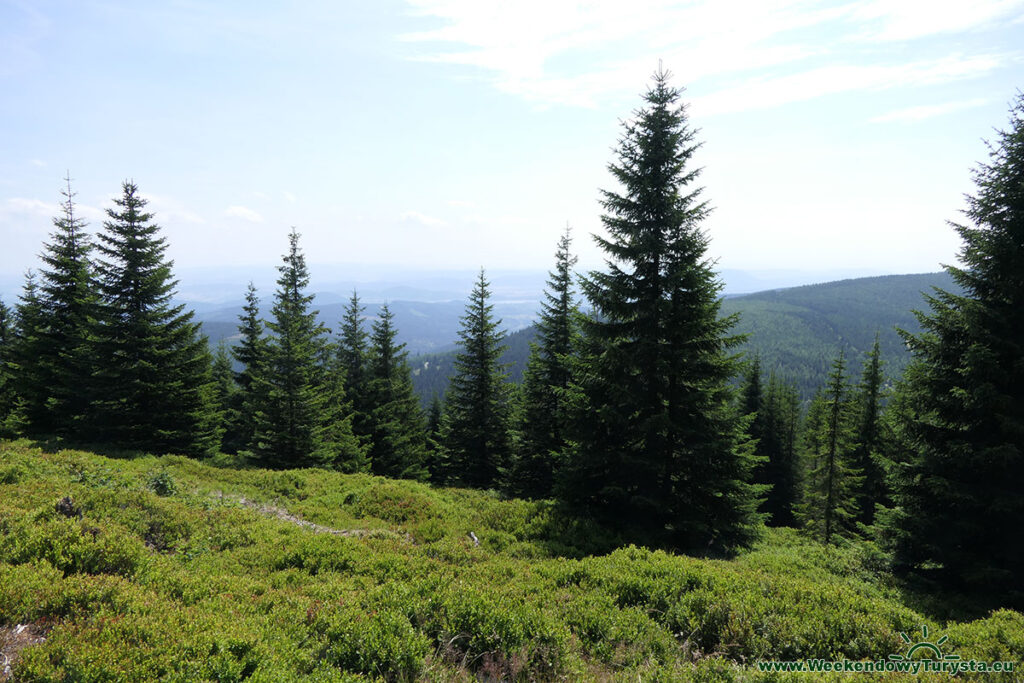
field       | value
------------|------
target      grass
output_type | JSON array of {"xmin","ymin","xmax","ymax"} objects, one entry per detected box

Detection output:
[{"xmin": 0, "ymin": 440, "xmax": 1021, "ymax": 681}]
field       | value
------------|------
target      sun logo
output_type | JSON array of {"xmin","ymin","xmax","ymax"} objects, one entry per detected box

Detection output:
[{"xmin": 889, "ymin": 625, "xmax": 961, "ymax": 663}]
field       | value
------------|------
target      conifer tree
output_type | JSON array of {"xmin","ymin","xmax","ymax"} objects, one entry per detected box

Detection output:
[
  {"xmin": 506, "ymin": 226, "xmax": 578, "ymax": 498},
  {"xmin": 0, "ymin": 298, "xmax": 20, "ymax": 437},
  {"xmin": 739, "ymin": 355, "xmax": 778, "ymax": 522},
  {"xmin": 425, "ymin": 392, "xmax": 444, "ymax": 477},
  {"xmin": 30, "ymin": 176, "xmax": 100, "ymax": 438},
  {"xmin": 559, "ymin": 69, "xmax": 763, "ymax": 552},
  {"xmin": 759, "ymin": 372, "xmax": 800, "ymax": 527},
  {"xmin": 799, "ymin": 351, "xmax": 861, "ymax": 544},
  {"xmin": 251, "ymin": 230, "xmax": 365, "ymax": 470},
  {"xmin": 230, "ymin": 283, "xmax": 267, "ymax": 454},
  {"xmin": 91, "ymin": 181, "xmax": 219, "ymax": 456},
  {"xmin": 366, "ymin": 304, "xmax": 429, "ymax": 480},
  {"xmin": 337, "ymin": 291, "xmax": 372, "ymax": 446},
  {"xmin": 8, "ymin": 274, "xmax": 46, "ymax": 438},
  {"xmin": 740, "ymin": 355, "xmax": 764, "ymax": 427},
  {"xmin": 851, "ymin": 335, "xmax": 886, "ymax": 526},
  {"xmin": 882, "ymin": 95, "xmax": 1024, "ymax": 607},
  {"xmin": 211, "ymin": 342, "xmax": 236, "ymax": 450},
  {"xmin": 426, "ymin": 393, "xmax": 443, "ymax": 442},
  {"xmin": 441, "ymin": 269, "xmax": 511, "ymax": 488}
]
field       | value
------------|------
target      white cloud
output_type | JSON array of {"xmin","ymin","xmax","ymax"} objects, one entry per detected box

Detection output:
[
  {"xmin": 403, "ymin": 0, "xmax": 836, "ymax": 107},
  {"xmin": 400, "ymin": 0, "xmax": 1021, "ymax": 109},
  {"xmin": 870, "ymin": 98, "xmax": 989, "ymax": 123},
  {"xmin": 850, "ymin": 0, "xmax": 1024, "ymax": 42},
  {"xmin": 447, "ymin": 199, "xmax": 474, "ymax": 208},
  {"xmin": 29, "ymin": 159, "xmax": 46, "ymax": 168},
  {"xmin": 3, "ymin": 197, "xmax": 56, "ymax": 216},
  {"xmin": 691, "ymin": 54, "xmax": 1005, "ymax": 117},
  {"xmin": 401, "ymin": 210, "xmax": 446, "ymax": 227},
  {"xmin": 224, "ymin": 205, "xmax": 264, "ymax": 223},
  {"xmin": 284, "ymin": 191, "xmax": 297, "ymax": 203},
  {"xmin": 138, "ymin": 193, "xmax": 206, "ymax": 224}
]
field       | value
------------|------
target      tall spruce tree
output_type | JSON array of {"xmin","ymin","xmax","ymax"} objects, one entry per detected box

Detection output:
[
  {"xmin": 559, "ymin": 69, "xmax": 763, "ymax": 552},
  {"xmin": 799, "ymin": 351, "xmax": 861, "ymax": 544},
  {"xmin": 28, "ymin": 176, "xmax": 100, "ymax": 438},
  {"xmin": 251, "ymin": 230, "xmax": 365, "ymax": 470},
  {"xmin": 882, "ymin": 95, "xmax": 1024, "ymax": 607},
  {"xmin": 91, "ymin": 181, "xmax": 219, "ymax": 456},
  {"xmin": 851, "ymin": 335, "xmax": 886, "ymax": 527},
  {"xmin": 440, "ymin": 269, "xmax": 511, "ymax": 488},
  {"xmin": 337, "ymin": 291, "xmax": 372, "ymax": 447},
  {"xmin": 506, "ymin": 226, "xmax": 578, "ymax": 498},
  {"xmin": 229, "ymin": 283, "xmax": 267, "ymax": 454},
  {"xmin": 366, "ymin": 304, "xmax": 429, "ymax": 480}
]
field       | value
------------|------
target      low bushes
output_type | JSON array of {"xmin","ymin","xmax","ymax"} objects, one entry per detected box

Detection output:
[{"xmin": 0, "ymin": 442, "xmax": 1020, "ymax": 681}]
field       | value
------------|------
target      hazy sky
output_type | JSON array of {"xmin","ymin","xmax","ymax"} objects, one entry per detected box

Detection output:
[{"xmin": 2, "ymin": 0, "xmax": 1023, "ymax": 283}]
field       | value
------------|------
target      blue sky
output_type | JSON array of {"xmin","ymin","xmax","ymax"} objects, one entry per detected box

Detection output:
[{"xmin": 2, "ymin": 0, "xmax": 1023, "ymax": 288}]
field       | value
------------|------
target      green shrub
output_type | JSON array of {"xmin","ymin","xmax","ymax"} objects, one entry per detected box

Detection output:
[
  {"xmin": 0, "ymin": 516, "xmax": 146, "ymax": 578},
  {"xmin": 274, "ymin": 536, "xmax": 355, "ymax": 575},
  {"xmin": 146, "ymin": 470, "xmax": 177, "ymax": 497},
  {"xmin": 0, "ymin": 462, "xmax": 25, "ymax": 484},
  {"xmin": 312, "ymin": 603, "xmax": 430, "ymax": 681}
]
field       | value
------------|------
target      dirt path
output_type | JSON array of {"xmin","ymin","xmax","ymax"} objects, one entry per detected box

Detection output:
[{"xmin": 213, "ymin": 492, "xmax": 379, "ymax": 538}]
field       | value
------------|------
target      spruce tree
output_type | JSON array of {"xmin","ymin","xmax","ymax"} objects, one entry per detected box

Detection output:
[
  {"xmin": 366, "ymin": 304, "xmax": 429, "ymax": 480},
  {"xmin": 91, "ymin": 181, "xmax": 219, "ymax": 456},
  {"xmin": 851, "ymin": 335, "xmax": 886, "ymax": 527},
  {"xmin": 799, "ymin": 351, "xmax": 861, "ymax": 544},
  {"xmin": 0, "ymin": 298, "xmax": 20, "ymax": 437},
  {"xmin": 759, "ymin": 372, "xmax": 800, "ymax": 527},
  {"xmin": 559, "ymin": 69, "xmax": 763, "ymax": 552},
  {"xmin": 230, "ymin": 283, "xmax": 267, "ymax": 454},
  {"xmin": 8, "ymin": 274, "xmax": 46, "ymax": 438},
  {"xmin": 740, "ymin": 355, "xmax": 764, "ymax": 426},
  {"xmin": 882, "ymin": 95, "xmax": 1024, "ymax": 607},
  {"xmin": 211, "ymin": 342, "xmax": 236, "ymax": 451},
  {"xmin": 506, "ymin": 226, "xmax": 578, "ymax": 498},
  {"xmin": 425, "ymin": 392, "xmax": 444, "ymax": 477},
  {"xmin": 337, "ymin": 291, "xmax": 372, "ymax": 447},
  {"xmin": 441, "ymin": 269, "xmax": 511, "ymax": 488},
  {"xmin": 739, "ymin": 355, "xmax": 779, "ymax": 522},
  {"xmin": 30, "ymin": 176, "xmax": 100, "ymax": 438},
  {"xmin": 251, "ymin": 230, "xmax": 365, "ymax": 470}
]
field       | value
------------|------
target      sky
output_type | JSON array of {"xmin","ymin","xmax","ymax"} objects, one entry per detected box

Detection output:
[{"xmin": 2, "ymin": 0, "xmax": 1023, "ymax": 294}]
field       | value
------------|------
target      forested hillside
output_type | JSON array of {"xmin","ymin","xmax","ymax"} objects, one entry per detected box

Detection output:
[
  {"xmin": 721, "ymin": 271, "xmax": 958, "ymax": 396},
  {"xmin": 409, "ymin": 271, "xmax": 957, "ymax": 403}
]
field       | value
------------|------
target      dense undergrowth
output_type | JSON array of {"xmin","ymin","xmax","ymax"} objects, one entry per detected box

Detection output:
[{"xmin": 0, "ymin": 441, "xmax": 1021, "ymax": 681}]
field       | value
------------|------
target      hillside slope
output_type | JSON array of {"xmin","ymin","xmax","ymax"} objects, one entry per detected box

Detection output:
[
  {"xmin": 410, "ymin": 272, "xmax": 957, "ymax": 402},
  {"xmin": 721, "ymin": 271, "xmax": 957, "ymax": 396},
  {"xmin": 1, "ymin": 442, "xmax": 1020, "ymax": 681}
]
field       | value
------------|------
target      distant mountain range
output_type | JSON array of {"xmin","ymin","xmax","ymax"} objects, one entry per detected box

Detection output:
[
  {"xmin": 407, "ymin": 271, "xmax": 959, "ymax": 404},
  {"xmin": 195, "ymin": 299, "xmax": 540, "ymax": 356}
]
